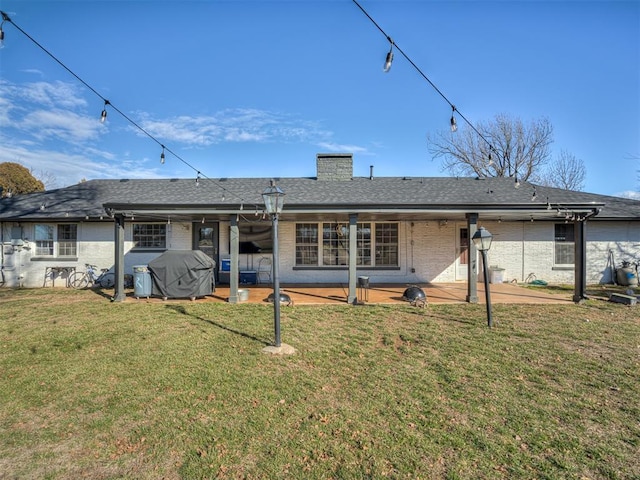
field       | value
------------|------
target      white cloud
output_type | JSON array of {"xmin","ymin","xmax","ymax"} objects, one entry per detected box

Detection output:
[
  {"xmin": 0, "ymin": 143, "xmax": 163, "ymax": 187},
  {"xmin": 136, "ymin": 108, "xmax": 333, "ymax": 147},
  {"xmin": 20, "ymin": 109, "xmax": 102, "ymax": 143},
  {"xmin": 19, "ymin": 81, "xmax": 87, "ymax": 109},
  {"xmin": 316, "ymin": 142, "xmax": 369, "ymax": 154},
  {"xmin": 616, "ymin": 190, "xmax": 640, "ymax": 200}
]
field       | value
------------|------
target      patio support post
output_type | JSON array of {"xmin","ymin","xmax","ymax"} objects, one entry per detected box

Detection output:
[
  {"xmin": 112, "ymin": 214, "xmax": 126, "ymax": 302},
  {"xmin": 228, "ymin": 214, "xmax": 240, "ymax": 304},
  {"xmin": 572, "ymin": 219, "xmax": 587, "ymax": 303},
  {"xmin": 466, "ymin": 213, "xmax": 479, "ymax": 303},
  {"xmin": 347, "ymin": 214, "xmax": 358, "ymax": 304}
]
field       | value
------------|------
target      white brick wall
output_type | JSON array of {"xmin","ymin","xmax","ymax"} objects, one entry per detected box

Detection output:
[{"xmin": 2, "ymin": 218, "xmax": 638, "ymax": 288}]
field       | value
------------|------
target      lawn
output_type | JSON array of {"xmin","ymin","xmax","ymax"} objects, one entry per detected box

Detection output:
[{"xmin": 0, "ymin": 288, "xmax": 638, "ymax": 479}]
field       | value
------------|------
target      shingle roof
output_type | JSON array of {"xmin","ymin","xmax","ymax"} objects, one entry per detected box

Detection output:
[{"xmin": 1, "ymin": 176, "xmax": 639, "ymax": 221}]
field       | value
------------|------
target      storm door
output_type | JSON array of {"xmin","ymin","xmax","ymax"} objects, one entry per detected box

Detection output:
[
  {"xmin": 193, "ymin": 222, "xmax": 219, "ymax": 281},
  {"xmin": 455, "ymin": 225, "xmax": 469, "ymax": 280}
]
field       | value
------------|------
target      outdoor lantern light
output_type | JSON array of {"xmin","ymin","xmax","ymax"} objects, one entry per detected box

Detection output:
[
  {"xmin": 472, "ymin": 226, "xmax": 493, "ymax": 252},
  {"xmin": 472, "ymin": 226, "xmax": 494, "ymax": 328},
  {"xmin": 262, "ymin": 180, "xmax": 285, "ymax": 215},
  {"xmin": 262, "ymin": 180, "xmax": 292, "ymax": 354}
]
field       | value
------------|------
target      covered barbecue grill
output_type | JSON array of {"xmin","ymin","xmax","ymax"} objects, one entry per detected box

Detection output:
[{"xmin": 148, "ymin": 250, "xmax": 215, "ymax": 300}]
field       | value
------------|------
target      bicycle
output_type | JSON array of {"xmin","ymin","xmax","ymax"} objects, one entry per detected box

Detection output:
[{"xmin": 69, "ymin": 264, "xmax": 115, "ymax": 289}]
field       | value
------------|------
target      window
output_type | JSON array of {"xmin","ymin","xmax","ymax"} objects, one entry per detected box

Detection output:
[
  {"xmin": 133, "ymin": 224, "xmax": 166, "ymax": 249},
  {"xmin": 34, "ymin": 224, "xmax": 77, "ymax": 257},
  {"xmin": 357, "ymin": 223, "xmax": 372, "ymax": 266},
  {"xmin": 57, "ymin": 225, "xmax": 77, "ymax": 256},
  {"xmin": 554, "ymin": 224, "xmax": 574, "ymax": 265},
  {"xmin": 323, "ymin": 222, "xmax": 349, "ymax": 266},
  {"xmin": 296, "ymin": 223, "xmax": 318, "ymax": 265},
  {"xmin": 375, "ymin": 223, "xmax": 398, "ymax": 266},
  {"xmin": 295, "ymin": 222, "xmax": 398, "ymax": 267}
]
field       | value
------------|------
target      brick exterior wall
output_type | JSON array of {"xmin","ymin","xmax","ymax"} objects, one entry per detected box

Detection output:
[{"xmin": 2, "ymin": 219, "xmax": 638, "ymax": 288}]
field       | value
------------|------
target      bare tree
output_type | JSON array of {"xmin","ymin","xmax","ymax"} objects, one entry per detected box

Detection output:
[
  {"xmin": 428, "ymin": 113, "xmax": 554, "ymax": 182},
  {"xmin": 533, "ymin": 150, "xmax": 586, "ymax": 191},
  {"xmin": 30, "ymin": 168, "xmax": 59, "ymax": 190}
]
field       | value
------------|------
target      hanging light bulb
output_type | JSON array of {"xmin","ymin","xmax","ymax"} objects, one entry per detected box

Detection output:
[
  {"xmin": 195, "ymin": 173, "xmax": 201, "ymax": 186},
  {"xmin": 383, "ymin": 38, "xmax": 394, "ymax": 73},
  {"xmin": 450, "ymin": 106, "xmax": 457, "ymax": 132},
  {"xmin": 531, "ymin": 187, "xmax": 537, "ymax": 201},
  {"xmin": 514, "ymin": 175, "xmax": 521, "ymax": 189},
  {"xmin": 100, "ymin": 100, "xmax": 110, "ymax": 123},
  {"xmin": 160, "ymin": 145, "xmax": 165, "ymax": 164},
  {"xmin": 0, "ymin": 12, "xmax": 9, "ymax": 49}
]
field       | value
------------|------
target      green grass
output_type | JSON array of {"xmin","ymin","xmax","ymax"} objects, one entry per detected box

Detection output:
[{"xmin": 0, "ymin": 288, "xmax": 638, "ymax": 479}]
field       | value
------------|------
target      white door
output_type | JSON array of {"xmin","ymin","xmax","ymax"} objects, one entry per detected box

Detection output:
[{"xmin": 455, "ymin": 225, "xmax": 469, "ymax": 280}]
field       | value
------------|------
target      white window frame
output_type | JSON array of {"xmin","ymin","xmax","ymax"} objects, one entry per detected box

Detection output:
[
  {"xmin": 554, "ymin": 223, "xmax": 575, "ymax": 266},
  {"xmin": 295, "ymin": 222, "xmax": 398, "ymax": 267},
  {"xmin": 34, "ymin": 224, "xmax": 77, "ymax": 257},
  {"xmin": 132, "ymin": 223, "xmax": 167, "ymax": 249}
]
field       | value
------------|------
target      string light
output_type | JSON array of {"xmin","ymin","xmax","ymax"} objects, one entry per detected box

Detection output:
[
  {"xmin": 195, "ymin": 173, "xmax": 201, "ymax": 187},
  {"xmin": 0, "ymin": 10, "xmax": 265, "ymax": 212},
  {"xmin": 160, "ymin": 145, "xmax": 165, "ymax": 164},
  {"xmin": 450, "ymin": 105, "xmax": 457, "ymax": 132},
  {"xmin": 352, "ymin": 1, "xmax": 517, "ymax": 185},
  {"xmin": 0, "ymin": 11, "xmax": 7, "ymax": 49},
  {"xmin": 531, "ymin": 187, "xmax": 537, "ymax": 201},
  {"xmin": 383, "ymin": 37, "xmax": 394, "ymax": 72},
  {"xmin": 100, "ymin": 100, "xmax": 109, "ymax": 123}
]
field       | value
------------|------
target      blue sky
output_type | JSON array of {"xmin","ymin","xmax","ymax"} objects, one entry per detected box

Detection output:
[{"xmin": 0, "ymin": 0, "xmax": 638, "ymax": 198}]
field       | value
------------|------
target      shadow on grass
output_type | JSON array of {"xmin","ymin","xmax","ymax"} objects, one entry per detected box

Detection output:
[
  {"xmin": 165, "ymin": 304, "xmax": 270, "ymax": 346},
  {"xmin": 81, "ymin": 286, "xmax": 119, "ymax": 301}
]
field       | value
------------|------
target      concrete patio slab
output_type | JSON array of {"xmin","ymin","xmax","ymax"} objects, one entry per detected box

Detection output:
[{"xmin": 126, "ymin": 282, "xmax": 572, "ymax": 305}]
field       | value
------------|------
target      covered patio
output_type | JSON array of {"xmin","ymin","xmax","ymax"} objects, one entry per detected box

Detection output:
[{"xmin": 126, "ymin": 282, "xmax": 572, "ymax": 305}]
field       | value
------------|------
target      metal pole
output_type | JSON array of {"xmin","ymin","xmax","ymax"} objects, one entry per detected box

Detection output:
[
  {"xmin": 481, "ymin": 250, "xmax": 493, "ymax": 328},
  {"xmin": 272, "ymin": 213, "xmax": 281, "ymax": 347}
]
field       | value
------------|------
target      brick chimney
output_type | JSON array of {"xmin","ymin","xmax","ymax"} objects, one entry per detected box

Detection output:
[{"xmin": 316, "ymin": 153, "xmax": 353, "ymax": 181}]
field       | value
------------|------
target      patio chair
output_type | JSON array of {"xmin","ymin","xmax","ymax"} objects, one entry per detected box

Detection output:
[{"xmin": 257, "ymin": 256, "xmax": 272, "ymax": 284}]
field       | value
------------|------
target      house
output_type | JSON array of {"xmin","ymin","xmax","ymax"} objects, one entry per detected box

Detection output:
[{"xmin": 1, "ymin": 153, "xmax": 639, "ymax": 303}]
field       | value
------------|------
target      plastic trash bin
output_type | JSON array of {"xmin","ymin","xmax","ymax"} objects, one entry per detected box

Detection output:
[
  {"xmin": 133, "ymin": 265, "xmax": 152, "ymax": 298},
  {"xmin": 489, "ymin": 267, "xmax": 505, "ymax": 284}
]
